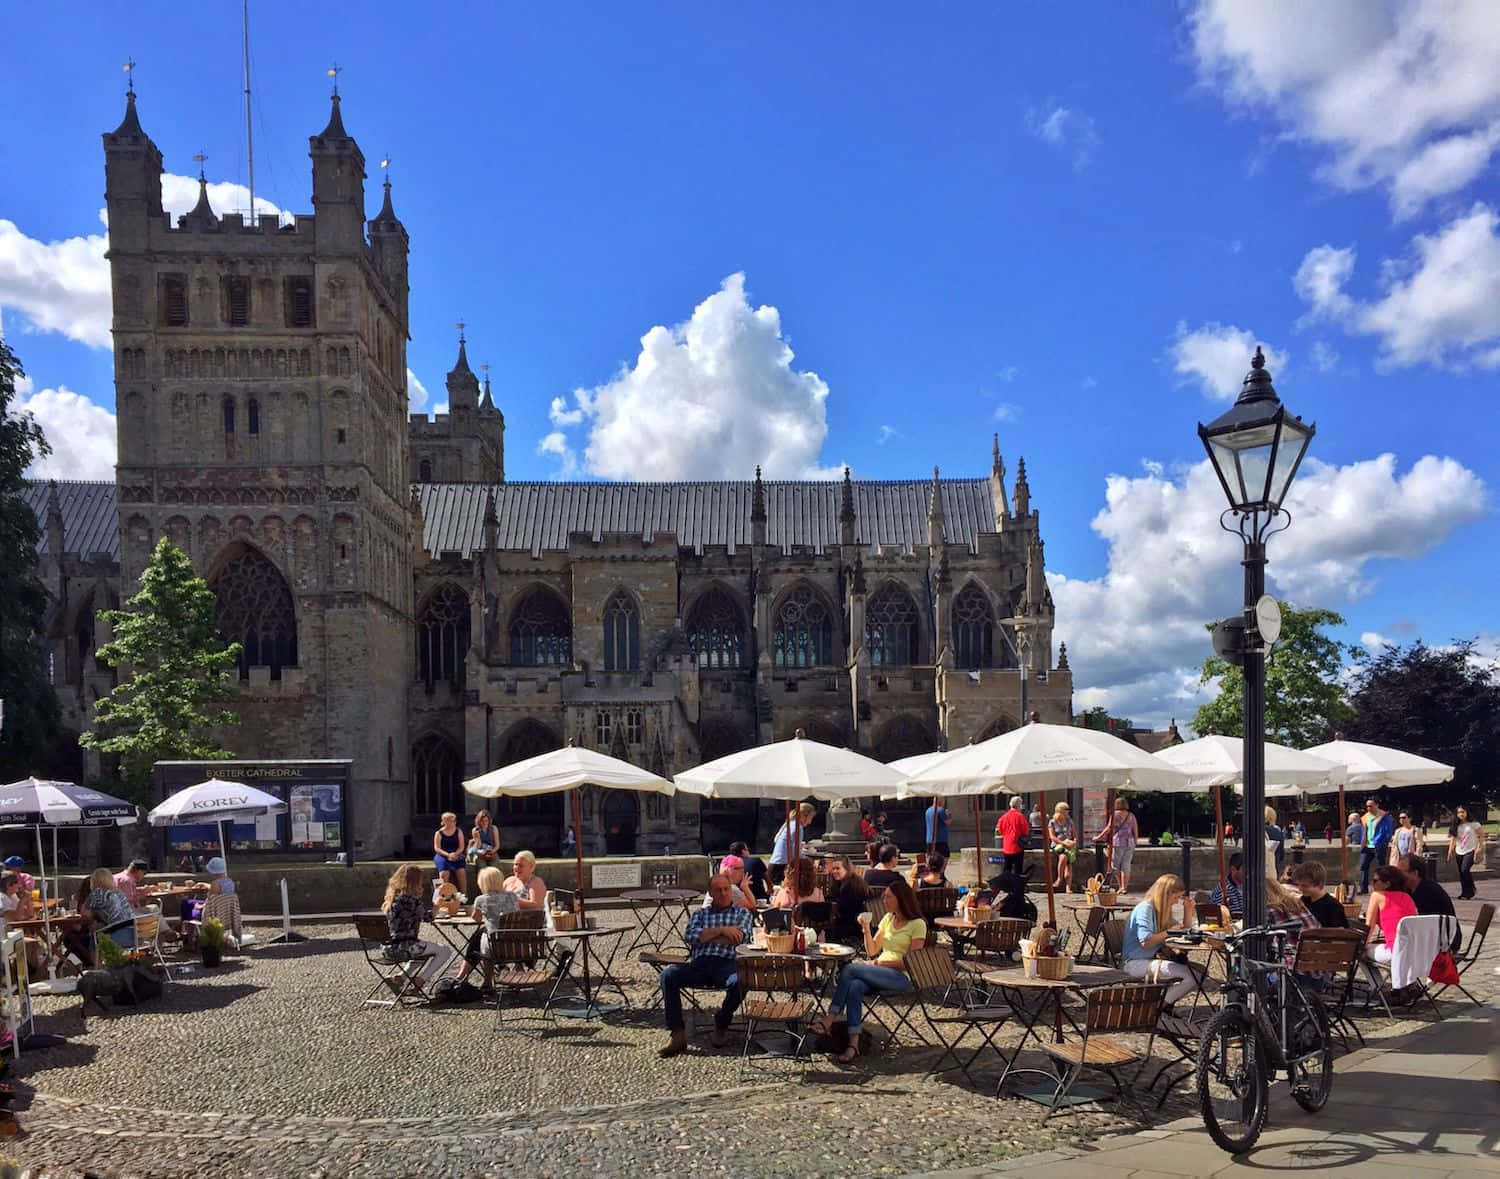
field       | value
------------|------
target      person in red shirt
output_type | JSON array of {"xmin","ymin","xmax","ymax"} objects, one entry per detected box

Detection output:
[
  {"xmin": 858, "ymin": 810, "xmax": 878, "ymax": 843},
  {"xmin": 995, "ymin": 796, "xmax": 1031, "ymax": 876}
]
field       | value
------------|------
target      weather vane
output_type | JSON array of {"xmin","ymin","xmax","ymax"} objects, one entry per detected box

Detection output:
[
  {"xmin": 327, "ymin": 62, "xmax": 342, "ymax": 96},
  {"xmin": 123, "ymin": 58, "xmax": 136, "ymax": 95},
  {"xmin": 192, "ymin": 151, "xmax": 207, "ymax": 180}
]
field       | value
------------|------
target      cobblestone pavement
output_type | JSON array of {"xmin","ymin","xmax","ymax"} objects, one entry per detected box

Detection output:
[{"xmin": 5, "ymin": 881, "xmax": 1496, "ymax": 1178}]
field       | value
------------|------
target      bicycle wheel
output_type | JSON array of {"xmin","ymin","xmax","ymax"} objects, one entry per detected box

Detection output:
[
  {"xmin": 1197, "ymin": 1008, "xmax": 1269, "ymax": 1154},
  {"xmin": 1289, "ymin": 995, "xmax": 1333, "ymax": 1113}
]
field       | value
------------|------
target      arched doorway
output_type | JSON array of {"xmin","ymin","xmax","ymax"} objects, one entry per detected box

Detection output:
[
  {"xmin": 872, "ymin": 714, "xmax": 937, "ymax": 848},
  {"xmin": 601, "ymin": 790, "xmax": 639, "ymax": 855}
]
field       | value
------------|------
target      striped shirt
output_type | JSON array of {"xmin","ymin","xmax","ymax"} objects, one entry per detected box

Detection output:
[{"xmin": 685, "ymin": 903, "xmax": 756, "ymax": 962}]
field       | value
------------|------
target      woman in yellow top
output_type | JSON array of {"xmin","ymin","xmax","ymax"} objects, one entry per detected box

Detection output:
[{"xmin": 811, "ymin": 876, "xmax": 926, "ymax": 1063}]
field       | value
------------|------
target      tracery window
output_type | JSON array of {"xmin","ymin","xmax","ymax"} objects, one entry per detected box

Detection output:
[
  {"xmin": 602, "ymin": 592, "xmax": 640, "ymax": 671},
  {"xmin": 685, "ymin": 586, "xmax": 745, "ymax": 669},
  {"xmin": 866, "ymin": 583, "xmax": 919, "ymax": 667},
  {"xmin": 247, "ymin": 398, "xmax": 260, "ymax": 435},
  {"xmin": 508, "ymin": 588, "xmax": 571, "ymax": 666},
  {"xmin": 952, "ymin": 582, "xmax": 995, "ymax": 670},
  {"xmin": 417, "ymin": 583, "xmax": 470, "ymax": 689},
  {"xmin": 211, "ymin": 545, "xmax": 298, "ymax": 680},
  {"xmin": 410, "ymin": 734, "xmax": 463, "ymax": 816},
  {"xmin": 773, "ymin": 584, "xmax": 833, "ymax": 668}
]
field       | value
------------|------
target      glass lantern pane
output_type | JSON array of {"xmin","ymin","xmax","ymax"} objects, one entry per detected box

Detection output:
[
  {"xmin": 1208, "ymin": 439, "xmax": 1241, "ymax": 503},
  {"xmin": 1268, "ymin": 418, "xmax": 1313, "ymax": 509},
  {"xmin": 1236, "ymin": 444, "xmax": 1274, "ymax": 507}
]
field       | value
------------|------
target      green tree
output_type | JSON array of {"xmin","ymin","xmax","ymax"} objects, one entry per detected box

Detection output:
[
  {"xmin": 1194, "ymin": 605, "xmax": 1354, "ymax": 747},
  {"xmin": 1346, "ymin": 639, "xmax": 1500, "ymax": 813},
  {"xmin": 81, "ymin": 537, "xmax": 241, "ymax": 803},
  {"xmin": 1077, "ymin": 705, "xmax": 1136, "ymax": 734},
  {"xmin": 0, "ymin": 339, "xmax": 61, "ymax": 780}
]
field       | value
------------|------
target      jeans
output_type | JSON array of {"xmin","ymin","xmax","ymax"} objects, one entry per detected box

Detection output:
[
  {"xmin": 1456, "ymin": 851, "xmax": 1476, "ymax": 897},
  {"xmin": 828, "ymin": 962, "xmax": 909, "ymax": 1034},
  {"xmin": 1358, "ymin": 846, "xmax": 1386, "ymax": 892},
  {"xmin": 660, "ymin": 956, "xmax": 742, "ymax": 1032}
]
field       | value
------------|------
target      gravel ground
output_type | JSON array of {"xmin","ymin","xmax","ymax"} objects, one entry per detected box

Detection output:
[{"xmin": 4, "ymin": 889, "xmax": 1495, "ymax": 1179}]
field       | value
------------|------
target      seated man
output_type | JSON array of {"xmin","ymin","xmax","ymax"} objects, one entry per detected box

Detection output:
[
  {"xmin": 113, "ymin": 859, "xmax": 150, "ymax": 908},
  {"xmin": 1210, "ymin": 854, "xmax": 1245, "ymax": 915},
  {"xmin": 1396, "ymin": 854, "xmax": 1459, "ymax": 952},
  {"xmin": 1286, "ymin": 860, "xmax": 1346, "ymax": 929},
  {"xmin": 658, "ymin": 874, "xmax": 756, "ymax": 1056},
  {"xmin": 704, "ymin": 855, "xmax": 757, "ymax": 911}
]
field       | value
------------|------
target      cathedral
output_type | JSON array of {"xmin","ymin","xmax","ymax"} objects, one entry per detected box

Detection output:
[{"xmin": 24, "ymin": 91, "xmax": 1074, "ymax": 860}]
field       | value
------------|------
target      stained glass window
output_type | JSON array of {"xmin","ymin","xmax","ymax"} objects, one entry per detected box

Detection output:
[
  {"xmin": 212, "ymin": 545, "xmax": 297, "ymax": 680},
  {"xmin": 602, "ymin": 592, "xmax": 640, "ymax": 671},
  {"xmin": 952, "ymin": 582, "xmax": 995, "ymax": 670},
  {"xmin": 685, "ymin": 586, "xmax": 746, "ymax": 668},
  {"xmin": 508, "ymin": 588, "xmax": 571, "ymax": 666},
  {"xmin": 417, "ymin": 582, "xmax": 470, "ymax": 689},
  {"xmin": 773, "ymin": 584, "xmax": 833, "ymax": 668},
  {"xmin": 866, "ymin": 583, "xmax": 918, "ymax": 667}
]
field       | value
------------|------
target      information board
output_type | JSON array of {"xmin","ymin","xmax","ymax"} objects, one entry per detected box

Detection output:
[{"xmin": 590, "ymin": 862, "xmax": 643, "ymax": 890}]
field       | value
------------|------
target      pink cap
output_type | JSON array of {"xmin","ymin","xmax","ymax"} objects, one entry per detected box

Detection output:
[{"xmin": 719, "ymin": 854, "xmax": 745, "ymax": 870}]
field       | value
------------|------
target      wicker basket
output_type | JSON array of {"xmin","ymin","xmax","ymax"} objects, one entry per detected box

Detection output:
[
  {"xmin": 1023, "ymin": 953, "xmax": 1074, "ymax": 980},
  {"xmin": 1091, "ymin": 890, "xmax": 1118, "ymax": 907},
  {"xmin": 551, "ymin": 910, "xmax": 578, "ymax": 932},
  {"xmin": 765, "ymin": 930, "xmax": 797, "ymax": 954},
  {"xmin": 970, "ymin": 905, "xmax": 992, "ymax": 924}
]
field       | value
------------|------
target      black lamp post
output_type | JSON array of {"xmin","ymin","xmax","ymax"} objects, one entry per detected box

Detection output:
[{"xmin": 1198, "ymin": 348, "xmax": 1314, "ymax": 934}]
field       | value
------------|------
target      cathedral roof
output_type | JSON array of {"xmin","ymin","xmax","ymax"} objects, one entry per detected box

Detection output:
[
  {"xmin": 21, "ymin": 481, "xmax": 119, "ymax": 560},
  {"xmin": 417, "ymin": 477, "xmax": 996, "ymax": 558}
]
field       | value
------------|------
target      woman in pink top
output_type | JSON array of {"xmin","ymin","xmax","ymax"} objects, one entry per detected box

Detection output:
[{"xmin": 1363, "ymin": 865, "xmax": 1417, "ymax": 964}]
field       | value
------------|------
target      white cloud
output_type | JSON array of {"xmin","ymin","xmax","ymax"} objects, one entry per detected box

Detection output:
[
  {"xmin": 992, "ymin": 401, "xmax": 1020, "ymax": 423},
  {"xmin": 1310, "ymin": 340, "xmax": 1340, "ymax": 372},
  {"xmin": 548, "ymin": 395, "xmax": 585, "ymax": 427},
  {"xmin": 1293, "ymin": 205, "xmax": 1500, "ymax": 369},
  {"xmin": 542, "ymin": 273, "xmax": 834, "ymax": 480},
  {"xmin": 1360, "ymin": 631, "xmax": 1394, "ymax": 651},
  {"xmin": 0, "ymin": 176, "xmax": 287, "ymax": 351},
  {"xmin": 1051, "ymin": 451, "xmax": 1489, "ymax": 728},
  {"xmin": 997, "ymin": 365, "xmax": 1019, "ymax": 383},
  {"xmin": 876, "ymin": 425, "xmax": 898, "ymax": 446},
  {"xmin": 16, "ymin": 384, "xmax": 117, "ymax": 480},
  {"xmin": 406, "ymin": 368, "xmax": 430, "ymax": 413},
  {"xmin": 1170, "ymin": 322, "xmax": 1288, "ymax": 400},
  {"xmin": 1187, "ymin": 0, "xmax": 1500, "ymax": 216},
  {"xmin": 1026, "ymin": 105, "xmax": 1099, "ymax": 169},
  {"xmin": 536, "ymin": 431, "xmax": 579, "ymax": 478}
]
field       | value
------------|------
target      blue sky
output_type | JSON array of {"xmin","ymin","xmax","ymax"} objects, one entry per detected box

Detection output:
[{"xmin": 2, "ymin": 1, "xmax": 1496, "ymax": 727}]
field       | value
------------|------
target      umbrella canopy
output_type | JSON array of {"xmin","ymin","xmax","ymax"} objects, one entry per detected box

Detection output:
[
  {"xmin": 901, "ymin": 723, "xmax": 1193, "ymax": 796},
  {"xmin": 464, "ymin": 745, "xmax": 673, "ymax": 798},
  {"xmin": 148, "ymin": 778, "xmax": 288, "ymax": 825},
  {"xmin": 674, "ymin": 734, "xmax": 905, "ymax": 801},
  {"xmin": 885, "ymin": 751, "xmax": 951, "ymax": 782},
  {"xmin": 1300, "ymin": 740, "xmax": 1455, "ymax": 793},
  {"xmin": 1154, "ymin": 735, "xmax": 1346, "ymax": 792},
  {"xmin": 0, "ymin": 778, "xmax": 138, "ymax": 826}
]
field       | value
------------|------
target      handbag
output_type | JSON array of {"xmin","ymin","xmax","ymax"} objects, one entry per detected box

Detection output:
[{"xmin": 1429, "ymin": 950, "xmax": 1459, "ymax": 986}]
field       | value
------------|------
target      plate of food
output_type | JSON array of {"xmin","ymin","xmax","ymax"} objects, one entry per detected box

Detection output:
[{"xmin": 818, "ymin": 943, "xmax": 854, "ymax": 958}]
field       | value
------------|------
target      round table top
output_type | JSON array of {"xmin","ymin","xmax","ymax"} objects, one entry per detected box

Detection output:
[
  {"xmin": 620, "ymin": 888, "xmax": 701, "ymax": 902},
  {"xmin": 935, "ymin": 916, "xmax": 979, "ymax": 931},
  {"xmin": 980, "ymin": 963, "xmax": 1130, "ymax": 990},
  {"xmin": 1166, "ymin": 935, "xmax": 1228, "ymax": 952},
  {"xmin": 1060, "ymin": 897, "xmax": 1135, "ymax": 911},
  {"xmin": 737, "ymin": 943, "xmax": 853, "ymax": 963}
]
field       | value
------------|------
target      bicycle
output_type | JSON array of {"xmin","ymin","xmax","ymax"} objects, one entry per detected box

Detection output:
[{"xmin": 1195, "ymin": 919, "xmax": 1333, "ymax": 1154}]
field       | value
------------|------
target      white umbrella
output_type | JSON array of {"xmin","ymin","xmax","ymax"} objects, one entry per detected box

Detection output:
[
  {"xmin": 1303, "ymin": 739, "xmax": 1455, "ymax": 885},
  {"xmin": 148, "ymin": 778, "xmax": 288, "ymax": 871},
  {"xmin": 465, "ymin": 744, "xmax": 672, "ymax": 920},
  {"xmin": 886, "ymin": 752, "xmax": 951, "ymax": 780},
  {"xmin": 1154, "ymin": 735, "xmax": 1346, "ymax": 792},
  {"xmin": 675, "ymin": 734, "xmax": 905, "ymax": 802},
  {"xmin": 902, "ymin": 723, "xmax": 1193, "ymax": 923}
]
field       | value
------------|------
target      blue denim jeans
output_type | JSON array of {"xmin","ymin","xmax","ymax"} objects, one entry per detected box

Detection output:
[
  {"xmin": 829, "ymin": 962, "xmax": 909, "ymax": 1034},
  {"xmin": 660, "ymin": 956, "xmax": 741, "ymax": 1032}
]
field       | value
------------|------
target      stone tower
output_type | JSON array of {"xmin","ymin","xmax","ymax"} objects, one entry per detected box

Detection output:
[{"xmin": 104, "ymin": 90, "xmax": 414, "ymax": 852}]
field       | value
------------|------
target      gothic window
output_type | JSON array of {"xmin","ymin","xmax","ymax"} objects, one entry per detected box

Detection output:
[
  {"xmin": 866, "ymin": 582, "xmax": 919, "ymax": 667},
  {"xmin": 410, "ymin": 734, "xmax": 463, "ymax": 816},
  {"xmin": 417, "ymin": 583, "xmax": 470, "ymax": 690},
  {"xmin": 952, "ymin": 582, "xmax": 995, "ymax": 670},
  {"xmin": 211, "ymin": 545, "xmax": 298, "ymax": 680},
  {"xmin": 285, "ymin": 276, "xmax": 314, "ymax": 328},
  {"xmin": 161, "ymin": 274, "xmax": 188, "ymax": 326},
  {"xmin": 685, "ymin": 586, "xmax": 746, "ymax": 669},
  {"xmin": 773, "ymin": 584, "xmax": 833, "ymax": 668},
  {"xmin": 223, "ymin": 398, "xmax": 235, "ymax": 435},
  {"xmin": 596, "ymin": 710, "xmax": 612, "ymax": 747},
  {"xmin": 223, "ymin": 276, "xmax": 250, "ymax": 327},
  {"xmin": 70, "ymin": 600, "xmax": 96, "ymax": 685},
  {"xmin": 418, "ymin": 459, "xmax": 432, "ymax": 482},
  {"xmin": 508, "ymin": 588, "xmax": 571, "ymax": 666},
  {"xmin": 247, "ymin": 398, "xmax": 260, "ymax": 435},
  {"xmin": 602, "ymin": 592, "xmax": 640, "ymax": 671},
  {"xmin": 625, "ymin": 709, "xmax": 643, "ymax": 745}
]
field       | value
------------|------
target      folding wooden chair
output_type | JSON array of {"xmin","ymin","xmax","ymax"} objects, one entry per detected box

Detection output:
[
  {"xmin": 1432, "ymin": 903, "xmax": 1492, "ymax": 1006},
  {"xmin": 1073, "ymin": 904, "xmax": 1110, "ymax": 964},
  {"xmin": 1292, "ymin": 928, "xmax": 1366, "ymax": 1050},
  {"xmin": 487, "ymin": 929, "xmax": 557, "ymax": 1035},
  {"xmin": 1039, "ymin": 982, "xmax": 1168, "ymax": 1120},
  {"xmin": 915, "ymin": 887, "xmax": 959, "ymax": 922},
  {"xmin": 738, "ymin": 953, "xmax": 817, "ymax": 1081},
  {"xmin": 1363, "ymin": 914, "xmax": 1457, "ymax": 1021},
  {"xmin": 353, "ymin": 914, "xmax": 435, "ymax": 1009},
  {"xmin": 861, "ymin": 966, "xmax": 929, "ymax": 1051},
  {"xmin": 956, "ymin": 917, "xmax": 1029, "ymax": 1001},
  {"xmin": 906, "ymin": 946, "xmax": 1010, "ymax": 1087},
  {"xmin": 1099, "ymin": 918, "xmax": 1126, "ymax": 969}
]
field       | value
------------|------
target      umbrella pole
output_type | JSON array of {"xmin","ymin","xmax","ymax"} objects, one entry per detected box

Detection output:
[
  {"xmin": 1338, "ymin": 783, "xmax": 1348, "ymax": 889},
  {"xmin": 571, "ymin": 787, "xmax": 594, "ymax": 1012},
  {"xmin": 1105, "ymin": 789, "xmax": 1116, "ymax": 877},
  {"xmin": 971, "ymin": 796, "xmax": 982, "ymax": 891},
  {"xmin": 1040, "ymin": 790, "xmax": 1055, "ymax": 929},
  {"xmin": 35, "ymin": 826, "xmax": 55, "ymax": 981},
  {"xmin": 218, "ymin": 820, "xmax": 228, "ymax": 874},
  {"xmin": 1214, "ymin": 786, "xmax": 1227, "ymax": 905},
  {"xmin": 572, "ymin": 788, "xmax": 586, "ymax": 921}
]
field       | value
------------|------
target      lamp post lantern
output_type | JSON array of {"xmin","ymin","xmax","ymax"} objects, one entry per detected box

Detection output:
[{"xmin": 1197, "ymin": 347, "xmax": 1314, "ymax": 934}]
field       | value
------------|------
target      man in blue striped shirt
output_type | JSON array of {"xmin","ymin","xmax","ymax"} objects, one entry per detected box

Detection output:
[{"xmin": 659, "ymin": 874, "xmax": 757, "ymax": 1056}]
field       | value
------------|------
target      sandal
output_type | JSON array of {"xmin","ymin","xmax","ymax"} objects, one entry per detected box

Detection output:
[
  {"xmin": 834, "ymin": 1043, "xmax": 861, "ymax": 1065},
  {"xmin": 808, "ymin": 1015, "xmax": 835, "ymax": 1037}
]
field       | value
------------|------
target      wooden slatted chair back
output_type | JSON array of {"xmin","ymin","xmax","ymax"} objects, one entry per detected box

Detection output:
[
  {"xmin": 354, "ymin": 914, "xmax": 389, "ymax": 943},
  {"xmin": 904, "ymin": 945, "xmax": 954, "ymax": 995},
  {"xmin": 916, "ymin": 887, "xmax": 959, "ymax": 920},
  {"xmin": 1292, "ymin": 928, "xmax": 1363, "ymax": 975},
  {"xmin": 1101, "ymin": 918, "xmax": 1126, "ymax": 960},
  {"xmin": 740, "ymin": 953, "xmax": 805, "ymax": 993},
  {"xmin": 1473, "ymin": 903, "xmax": 1494, "ymax": 940},
  {"xmin": 1088, "ymin": 982, "xmax": 1167, "ymax": 1034},
  {"xmin": 974, "ymin": 917, "xmax": 1030, "ymax": 954},
  {"xmin": 490, "ymin": 930, "xmax": 551, "ymax": 967},
  {"xmin": 497, "ymin": 910, "xmax": 546, "ymax": 930}
]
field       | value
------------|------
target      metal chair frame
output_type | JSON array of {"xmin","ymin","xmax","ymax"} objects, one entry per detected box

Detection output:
[
  {"xmin": 353, "ymin": 913, "xmax": 435, "ymax": 1009},
  {"xmin": 1432, "ymin": 903, "xmax": 1491, "ymax": 1006},
  {"xmin": 487, "ymin": 929, "xmax": 557, "ymax": 1036},
  {"xmin": 1038, "ymin": 981, "xmax": 1168, "ymax": 1121},
  {"xmin": 737, "ymin": 953, "xmax": 817, "ymax": 1082},
  {"xmin": 1291, "ymin": 927, "xmax": 1366, "ymax": 1051},
  {"xmin": 906, "ymin": 946, "xmax": 1011, "ymax": 1088}
]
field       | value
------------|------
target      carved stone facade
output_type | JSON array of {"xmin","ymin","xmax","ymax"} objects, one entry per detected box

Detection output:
[{"xmin": 25, "ymin": 91, "xmax": 1073, "ymax": 861}]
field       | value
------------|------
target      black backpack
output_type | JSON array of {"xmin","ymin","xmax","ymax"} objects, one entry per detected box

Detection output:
[{"xmin": 433, "ymin": 977, "xmax": 482, "ymax": 1004}]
